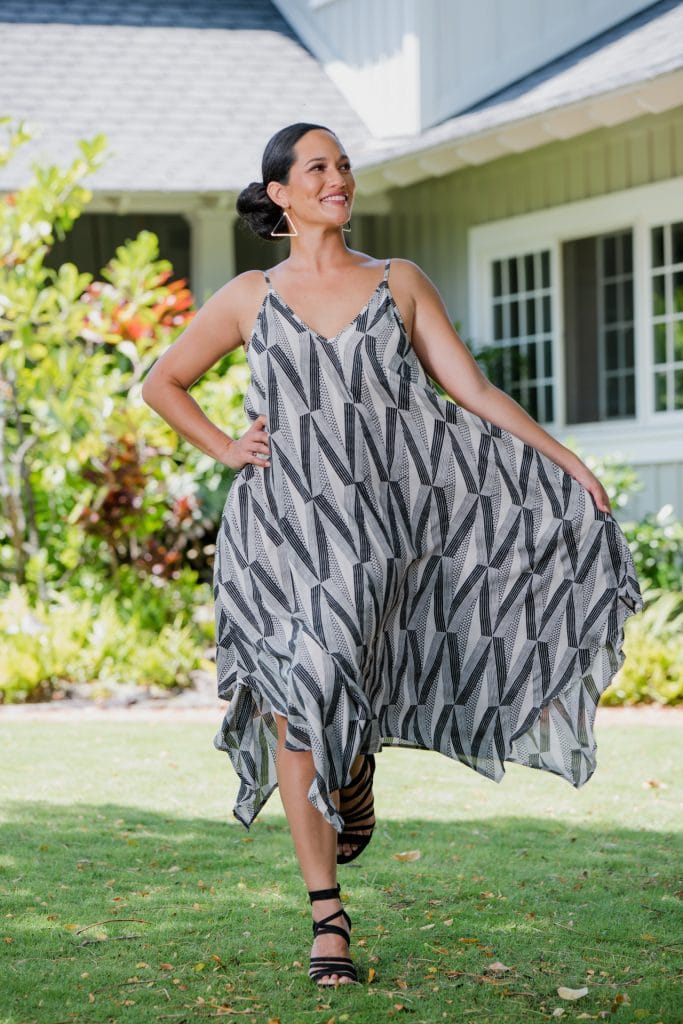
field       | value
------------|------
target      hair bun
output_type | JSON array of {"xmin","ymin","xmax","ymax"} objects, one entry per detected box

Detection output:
[{"xmin": 236, "ymin": 181, "xmax": 282, "ymax": 240}]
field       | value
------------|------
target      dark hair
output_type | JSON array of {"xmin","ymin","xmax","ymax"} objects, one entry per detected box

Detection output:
[{"xmin": 236, "ymin": 122, "xmax": 338, "ymax": 240}]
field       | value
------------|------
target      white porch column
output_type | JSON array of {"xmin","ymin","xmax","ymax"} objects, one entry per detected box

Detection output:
[{"xmin": 188, "ymin": 205, "xmax": 237, "ymax": 304}]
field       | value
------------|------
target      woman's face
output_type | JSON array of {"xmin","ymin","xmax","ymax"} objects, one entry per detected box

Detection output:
[{"xmin": 278, "ymin": 129, "xmax": 355, "ymax": 231}]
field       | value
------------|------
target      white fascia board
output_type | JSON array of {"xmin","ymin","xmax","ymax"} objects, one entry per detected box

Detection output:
[
  {"xmin": 84, "ymin": 193, "xmax": 239, "ymax": 215},
  {"xmin": 355, "ymin": 68, "xmax": 683, "ymax": 190}
]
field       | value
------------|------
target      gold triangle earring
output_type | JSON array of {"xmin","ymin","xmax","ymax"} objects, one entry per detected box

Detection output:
[{"xmin": 271, "ymin": 209, "xmax": 298, "ymax": 238}]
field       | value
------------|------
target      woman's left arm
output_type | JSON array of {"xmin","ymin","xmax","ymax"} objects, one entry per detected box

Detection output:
[{"xmin": 399, "ymin": 260, "xmax": 612, "ymax": 514}]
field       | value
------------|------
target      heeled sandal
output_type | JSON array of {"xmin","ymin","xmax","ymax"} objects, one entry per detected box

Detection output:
[
  {"xmin": 337, "ymin": 753, "xmax": 376, "ymax": 865},
  {"xmin": 308, "ymin": 883, "xmax": 358, "ymax": 986}
]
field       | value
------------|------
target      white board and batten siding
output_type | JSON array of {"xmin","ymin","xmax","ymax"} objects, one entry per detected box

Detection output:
[
  {"xmin": 274, "ymin": 0, "xmax": 654, "ymax": 136},
  {"xmin": 362, "ymin": 107, "xmax": 683, "ymax": 520}
]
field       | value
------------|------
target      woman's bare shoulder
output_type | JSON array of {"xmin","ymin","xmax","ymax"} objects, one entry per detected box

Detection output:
[
  {"xmin": 388, "ymin": 257, "xmax": 431, "ymax": 287},
  {"xmin": 206, "ymin": 269, "xmax": 268, "ymax": 338},
  {"xmin": 213, "ymin": 268, "xmax": 268, "ymax": 303}
]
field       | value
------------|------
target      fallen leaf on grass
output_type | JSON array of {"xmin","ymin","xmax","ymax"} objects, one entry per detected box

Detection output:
[
  {"xmin": 367, "ymin": 967, "xmax": 376, "ymax": 983},
  {"xmin": 642, "ymin": 778, "xmax": 667, "ymax": 789},
  {"xmin": 552, "ymin": 1009, "xmax": 565, "ymax": 1018},
  {"xmin": 485, "ymin": 962, "xmax": 511, "ymax": 973},
  {"xmin": 557, "ymin": 986, "xmax": 588, "ymax": 1000},
  {"xmin": 393, "ymin": 850, "xmax": 421, "ymax": 862},
  {"xmin": 612, "ymin": 994, "xmax": 631, "ymax": 1007}
]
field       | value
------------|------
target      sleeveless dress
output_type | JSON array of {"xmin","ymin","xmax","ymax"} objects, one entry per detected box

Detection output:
[{"xmin": 213, "ymin": 258, "xmax": 643, "ymax": 832}]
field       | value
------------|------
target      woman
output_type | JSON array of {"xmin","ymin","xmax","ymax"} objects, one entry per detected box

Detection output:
[{"xmin": 142, "ymin": 122, "xmax": 642, "ymax": 988}]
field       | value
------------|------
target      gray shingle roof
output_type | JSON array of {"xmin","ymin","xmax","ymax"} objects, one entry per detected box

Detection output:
[{"xmin": 0, "ymin": 0, "xmax": 373, "ymax": 193}]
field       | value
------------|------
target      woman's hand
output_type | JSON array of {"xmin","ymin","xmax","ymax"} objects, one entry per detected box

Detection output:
[
  {"xmin": 221, "ymin": 414, "xmax": 271, "ymax": 471},
  {"xmin": 566, "ymin": 460, "xmax": 612, "ymax": 515}
]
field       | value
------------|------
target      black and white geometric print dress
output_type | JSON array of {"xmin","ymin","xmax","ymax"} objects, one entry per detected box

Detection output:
[{"xmin": 213, "ymin": 258, "xmax": 642, "ymax": 832}]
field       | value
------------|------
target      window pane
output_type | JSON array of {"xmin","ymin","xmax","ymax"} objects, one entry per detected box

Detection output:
[
  {"xmin": 651, "ymin": 226, "xmax": 665, "ymax": 268},
  {"xmin": 526, "ymin": 297, "xmax": 536, "ymax": 333},
  {"xmin": 652, "ymin": 273, "xmax": 666, "ymax": 316},
  {"xmin": 508, "ymin": 258, "xmax": 518, "ymax": 293},
  {"xmin": 541, "ymin": 251, "xmax": 550, "ymax": 288},
  {"xmin": 675, "ymin": 369, "xmax": 683, "ymax": 410},
  {"xmin": 493, "ymin": 261, "xmax": 502, "ymax": 297},
  {"xmin": 674, "ymin": 271, "xmax": 683, "ymax": 314},
  {"xmin": 510, "ymin": 300, "xmax": 519, "ymax": 336},
  {"xmin": 622, "ymin": 232, "xmax": 633, "ymax": 274},
  {"xmin": 606, "ymin": 379, "xmax": 621, "ymax": 418},
  {"xmin": 675, "ymin": 320, "xmax": 683, "ymax": 362},
  {"xmin": 542, "ymin": 295, "xmax": 551, "ymax": 332},
  {"xmin": 605, "ymin": 283, "xmax": 618, "ymax": 323},
  {"xmin": 624, "ymin": 374, "xmax": 635, "ymax": 416},
  {"xmin": 654, "ymin": 371, "xmax": 668, "ymax": 411},
  {"xmin": 510, "ymin": 344, "xmax": 521, "ymax": 379},
  {"xmin": 544, "ymin": 384, "xmax": 554, "ymax": 421},
  {"xmin": 527, "ymin": 344, "xmax": 537, "ymax": 378},
  {"xmin": 605, "ymin": 329, "xmax": 619, "ymax": 370},
  {"xmin": 623, "ymin": 281, "xmax": 633, "ymax": 321},
  {"xmin": 603, "ymin": 235, "xmax": 617, "ymax": 276},
  {"xmin": 624, "ymin": 327, "xmax": 634, "ymax": 368},
  {"xmin": 653, "ymin": 323, "xmax": 667, "ymax": 364},
  {"xmin": 494, "ymin": 304, "xmax": 503, "ymax": 340},
  {"xmin": 527, "ymin": 388, "xmax": 538, "ymax": 420},
  {"xmin": 673, "ymin": 222, "xmax": 683, "ymax": 267},
  {"xmin": 524, "ymin": 254, "xmax": 534, "ymax": 290},
  {"xmin": 544, "ymin": 339, "xmax": 552, "ymax": 376}
]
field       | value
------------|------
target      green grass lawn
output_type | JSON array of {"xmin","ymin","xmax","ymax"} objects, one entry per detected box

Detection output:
[{"xmin": 1, "ymin": 712, "xmax": 681, "ymax": 1024}]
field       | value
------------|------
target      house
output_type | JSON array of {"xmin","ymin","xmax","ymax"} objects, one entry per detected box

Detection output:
[{"xmin": 1, "ymin": 0, "xmax": 682, "ymax": 519}]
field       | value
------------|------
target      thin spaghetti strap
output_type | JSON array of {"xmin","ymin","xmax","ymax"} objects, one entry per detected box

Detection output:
[{"xmin": 383, "ymin": 258, "xmax": 391, "ymax": 283}]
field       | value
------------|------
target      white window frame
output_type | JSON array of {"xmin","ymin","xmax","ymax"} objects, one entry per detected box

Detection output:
[{"xmin": 468, "ymin": 177, "xmax": 683, "ymax": 465}]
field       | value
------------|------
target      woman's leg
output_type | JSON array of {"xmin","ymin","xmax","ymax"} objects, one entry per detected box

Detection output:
[{"xmin": 274, "ymin": 714, "xmax": 354, "ymax": 985}]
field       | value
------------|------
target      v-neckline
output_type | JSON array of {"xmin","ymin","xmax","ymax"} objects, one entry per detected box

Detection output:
[{"xmin": 267, "ymin": 277, "xmax": 386, "ymax": 345}]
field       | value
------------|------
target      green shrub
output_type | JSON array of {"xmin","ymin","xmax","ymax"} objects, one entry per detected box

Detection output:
[
  {"xmin": 0, "ymin": 583, "xmax": 213, "ymax": 703},
  {"xmin": 620, "ymin": 504, "xmax": 683, "ymax": 592},
  {"xmin": 601, "ymin": 589, "xmax": 683, "ymax": 706}
]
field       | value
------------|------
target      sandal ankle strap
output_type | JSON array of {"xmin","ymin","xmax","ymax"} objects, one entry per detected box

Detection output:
[{"xmin": 308, "ymin": 884, "xmax": 341, "ymax": 903}]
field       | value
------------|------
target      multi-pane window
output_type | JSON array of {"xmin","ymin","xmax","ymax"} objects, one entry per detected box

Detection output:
[
  {"xmin": 598, "ymin": 232, "xmax": 635, "ymax": 418},
  {"xmin": 651, "ymin": 221, "xmax": 683, "ymax": 412},
  {"xmin": 563, "ymin": 229, "xmax": 635, "ymax": 424},
  {"xmin": 489, "ymin": 250, "xmax": 554, "ymax": 423}
]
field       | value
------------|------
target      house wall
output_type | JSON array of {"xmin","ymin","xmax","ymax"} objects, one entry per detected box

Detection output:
[
  {"xmin": 275, "ymin": 0, "xmax": 653, "ymax": 135},
  {"xmin": 362, "ymin": 106, "xmax": 683, "ymax": 520}
]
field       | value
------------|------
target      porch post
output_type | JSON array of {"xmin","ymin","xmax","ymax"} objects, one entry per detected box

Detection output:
[{"xmin": 188, "ymin": 205, "xmax": 237, "ymax": 304}]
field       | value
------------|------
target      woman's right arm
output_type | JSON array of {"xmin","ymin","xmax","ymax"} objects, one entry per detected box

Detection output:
[{"xmin": 141, "ymin": 271, "xmax": 270, "ymax": 470}]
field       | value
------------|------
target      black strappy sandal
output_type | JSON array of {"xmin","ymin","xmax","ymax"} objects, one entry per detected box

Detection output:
[
  {"xmin": 308, "ymin": 884, "xmax": 358, "ymax": 986},
  {"xmin": 337, "ymin": 753, "xmax": 376, "ymax": 865}
]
